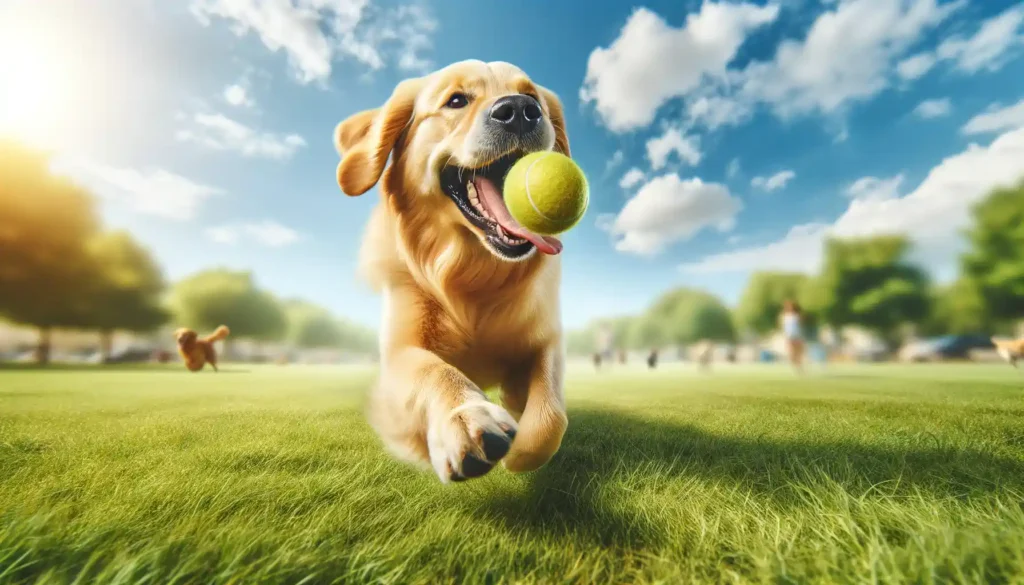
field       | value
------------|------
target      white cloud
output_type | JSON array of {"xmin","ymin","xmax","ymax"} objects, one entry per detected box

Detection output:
[
  {"xmin": 579, "ymin": 2, "xmax": 780, "ymax": 132},
  {"xmin": 601, "ymin": 174, "xmax": 743, "ymax": 255},
  {"xmin": 580, "ymin": 0, "xmax": 1017, "ymax": 138},
  {"xmin": 890, "ymin": 5, "xmax": 1024, "ymax": 88},
  {"xmin": 845, "ymin": 174, "xmax": 905, "ymax": 200},
  {"xmin": 176, "ymin": 112, "xmax": 306, "ymax": 159},
  {"xmin": 605, "ymin": 150, "xmax": 625, "ymax": 175},
  {"xmin": 189, "ymin": 0, "xmax": 437, "ymax": 83},
  {"xmin": 646, "ymin": 127, "xmax": 702, "ymax": 169},
  {"xmin": 912, "ymin": 97, "xmax": 952, "ymax": 119},
  {"xmin": 896, "ymin": 52, "xmax": 937, "ymax": 80},
  {"xmin": 54, "ymin": 158, "xmax": 223, "ymax": 221},
  {"xmin": 751, "ymin": 170, "xmax": 796, "ymax": 192},
  {"xmin": 391, "ymin": 4, "xmax": 437, "ymax": 72},
  {"xmin": 726, "ymin": 158, "xmax": 742, "ymax": 179},
  {"xmin": 737, "ymin": 0, "xmax": 965, "ymax": 119},
  {"xmin": 682, "ymin": 222, "xmax": 830, "ymax": 273},
  {"xmin": 681, "ymin": 126, "xmax": 1024, "ymax": 274},
  {"xmin": 936, "ymin": 4, "xmax": 1024, "ymax": 74},
  {"xmin": 686, "ymin": 95, "xmax": 753, "ymax": 130},
  {"xmin": 619, "ymin": 167, "xmax": 646, "ymax": 189},
  {"xmin": 591, "ymin": 0, "xmax": 964, "ymax": 135},
  {"xmin": 223, "ymin": 83, "xmax": 254, "ymax": 107},
  {"xmin": 961, "ymin": 98, "xmax": 1024, "ymax": 135},
  {"xmin": 206, "ymin": 225, "xmax": 242, "ymax": 245},
  {"xmin": 205, "ymin": 220, "xmax": 301, "ymax": 247}
]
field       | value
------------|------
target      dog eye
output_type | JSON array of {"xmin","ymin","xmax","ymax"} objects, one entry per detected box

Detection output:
[{"xmin": 445, "ymin": 93, "xmax": 470, "ymax": 109}]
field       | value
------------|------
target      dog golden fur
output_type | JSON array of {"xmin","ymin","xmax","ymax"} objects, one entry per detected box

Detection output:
[
  {"xmin": 993, "ymin": 337, "xmax": 1024, "ymax": 368},
  {"xmin": 174, "ymin": 326, "xmax": 230, "ymax": 372},
  {"xmin": 334, "ymin": 60, "xmax": 571, "ymax": 483}
]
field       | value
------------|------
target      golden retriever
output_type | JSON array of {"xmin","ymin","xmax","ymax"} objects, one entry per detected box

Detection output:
[
  {"xmin": 174, "ymin": 326, "xmax": 230, "ymax": 372},
  {"xmin": 333, "ymin": 60, "xmax": 571, "ymax": 483},
  {"xmin": 993, "ymin": 337, "xmax": 1024, "ymax": 368}
]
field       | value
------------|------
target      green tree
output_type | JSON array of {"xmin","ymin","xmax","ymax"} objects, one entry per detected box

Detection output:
[
  {"xmin": 645, "ymin": 288, "xmax": 736, "ymax": 345},
  {"xmin": 83, "ymin": 231, "xmax": 170, "ymax": 360},
  {"xmin": 284, "ymin": 301, "xmax": 345, "ymax": 349},
  {"xmin": 961, "ymin": 181, "xmax": 1024, "ymax": 330},
  {"xmin": 565, "ymin": 327, "xmax": 596, "ymax": 356},
  {"xmin": 626, "ymin": 314, "xmax": 667, "ymax": 349},
  {"xmin": 797, "ymin": 277, "xmax": 824, "ymax": 340},
  {"xmin": 816, "ymin": 235, "xmax": 931, "ymax": 345},
  {"xmin": 922, "ymin": 279, "xmax": 990, "ymax": 336},
  {"xmin": 171, "ymin": 269, "xmax": 287, "ymax": 348},
  {"xmin": 340, "ymin": 322, "xmax": 378, "ymax": 354},
  {"xmin": 591, "ymin": 316, "xmax": 636, "ymax": 350},
  {"xmin": 735, "ymin": 272, "xmax": 810, "ymax": 335},
  {"xmin": 0, "ymin": 141, "xmax": 102, "ymax": 363}
]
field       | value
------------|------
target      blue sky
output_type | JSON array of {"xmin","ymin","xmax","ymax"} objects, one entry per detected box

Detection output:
[{"xmin": 3, "ymin": 0, "xmax": 1024, "ymax": 330}]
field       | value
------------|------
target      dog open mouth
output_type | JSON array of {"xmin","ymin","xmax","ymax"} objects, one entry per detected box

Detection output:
[{"xmin": 440, "ymin": 152, "xmax": 563, "ymax": 260}]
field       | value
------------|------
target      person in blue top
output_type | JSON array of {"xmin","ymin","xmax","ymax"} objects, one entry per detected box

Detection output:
[{"xmin": 779, "ymin": 299, "xmax": 805, "ymax": 374}]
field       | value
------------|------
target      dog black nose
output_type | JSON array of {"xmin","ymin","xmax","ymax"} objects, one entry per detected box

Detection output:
[{"xmin": 488, "ymin": 94, "xmax": 543, "ymax": 136}]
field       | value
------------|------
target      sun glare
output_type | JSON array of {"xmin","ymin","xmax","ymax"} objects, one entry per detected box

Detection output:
[{"xmin": 0, "ymin": 28, "xmax": 76, "ymax": 150}]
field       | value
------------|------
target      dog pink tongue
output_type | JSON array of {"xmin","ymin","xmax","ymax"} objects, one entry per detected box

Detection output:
[{"xmin": 473, "ymin": 177, "xmax": 563, "ymax": 255}]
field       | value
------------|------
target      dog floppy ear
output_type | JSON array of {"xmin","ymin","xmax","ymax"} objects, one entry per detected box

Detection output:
[
  {"xmin": 538, "ymin": 86, "xmax": 570, "ymax": 157},
  {"xmin": 334, "ymin": 77, "xmax": 424, "ymax": 196}
]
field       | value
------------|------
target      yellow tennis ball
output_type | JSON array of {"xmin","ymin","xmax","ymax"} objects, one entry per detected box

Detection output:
[{"xmin": 503, "ymin": 151, "xmax": 589, "ymax": 236}]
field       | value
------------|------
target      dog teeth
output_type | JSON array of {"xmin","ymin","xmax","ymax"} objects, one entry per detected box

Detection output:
[
  {"xmin": 466, "ymin": 182, "xmax": 487, "ymax": 217},
  {"xmin": 493, "ymin": 224, "xmax": 525, "ymax": 245}
]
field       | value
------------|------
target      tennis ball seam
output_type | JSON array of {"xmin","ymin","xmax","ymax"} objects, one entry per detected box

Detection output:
[
  {"xmin": 522, "ymin": 153, "xmax": 556, "ymax": 223},
  {"xmin": 522, "ymin": 152, "xmax": 589, "ymax": 224}
]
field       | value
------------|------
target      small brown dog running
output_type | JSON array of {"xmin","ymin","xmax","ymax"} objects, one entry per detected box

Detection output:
[
  {"xmin": 993, "ymin": 337, "xmax": 1024, "ymax": 369},
  {"xmin": 174, "ymin": 326, "xmax": 230, "ymax": 372}
]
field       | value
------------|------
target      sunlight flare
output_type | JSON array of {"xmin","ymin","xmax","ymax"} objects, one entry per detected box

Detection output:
[{"xmin": 0, "ymin": 28, "xmax": 78, "ymax": 149}]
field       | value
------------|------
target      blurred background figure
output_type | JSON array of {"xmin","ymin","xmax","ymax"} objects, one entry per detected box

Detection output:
[
  {"xmin": 595, "ymin": 325, "xmax": 614, "ymax": 370},
  {"xmin": 780, "ymin": 300, "xmax": 805, "ymax": 374},
  {"xmin": 592, "ymin": 352, "xmax": 602, "ymax": 371},
  {"xmin": 694, "ymin": 340, "xmax": 713, "ymax": 372},
  {"xmin": 646, "ymin": 348, "xmax": 658, "ymax": 370}
]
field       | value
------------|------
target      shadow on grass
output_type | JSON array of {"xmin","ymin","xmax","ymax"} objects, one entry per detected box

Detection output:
[
  {"xmin": 478, "ymin": 407, "xmax": 1024, "ymax": 549},
  {"xmin": 0, "ymin": 363, "xmax": 251, "ymax": 374}
]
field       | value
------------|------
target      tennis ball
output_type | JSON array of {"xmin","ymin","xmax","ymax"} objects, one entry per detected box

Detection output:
[{"xmin": 503, "ymin": 151, "xmax": 589, "ymax": 236}]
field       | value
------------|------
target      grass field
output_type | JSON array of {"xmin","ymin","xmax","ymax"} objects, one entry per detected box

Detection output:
[{"xmin": 2, "ymin": 362, "xmax": 1024, "ymax": 584}]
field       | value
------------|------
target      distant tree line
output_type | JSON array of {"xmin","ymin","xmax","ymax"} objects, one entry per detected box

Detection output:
[
  {"xmin": 169, "ymin": 269, "xmax": 377, "ymax": 357},
  {"xmin": 0, "ymin": 141, "xmax": 377, "ymax": 364},
  {"xmin": 567, "ymin": 179, "xmax": 1024, "ymax": 355},
  {"xmin": 6, "ymin": 140, "xmax": 1021, "ymax": 362}
]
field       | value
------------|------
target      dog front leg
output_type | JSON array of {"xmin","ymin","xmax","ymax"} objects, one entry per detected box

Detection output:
[
  {"xmin": 501, "ymin": 342, "xmax": 568, "ymax": 473},
  {"xmin": 370, "ymin": 346, "xmax": 519, "ymax": 483}
]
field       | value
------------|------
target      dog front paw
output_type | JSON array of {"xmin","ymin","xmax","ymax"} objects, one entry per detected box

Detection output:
[
  {"xmin": 503, "ymin": 408, "xmax": 568, "ymax": 473},
  {"xmin": 427, "ymin": 398, "xmax": 518, "ymax": 483}
]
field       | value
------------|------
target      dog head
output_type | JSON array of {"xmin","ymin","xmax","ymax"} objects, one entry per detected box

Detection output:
[
  {"xmin": 174, "ymin": 328, "xmax": 197, "ymax": 349},
  {"xmin": 334, "ymin": 60, "xmax": 570, "ymax": 263}
]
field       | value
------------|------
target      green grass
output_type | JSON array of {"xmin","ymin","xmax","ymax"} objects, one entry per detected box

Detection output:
[{"xmin": 2, "ymin": 362, "xmax": 1024, "ymax": 584}]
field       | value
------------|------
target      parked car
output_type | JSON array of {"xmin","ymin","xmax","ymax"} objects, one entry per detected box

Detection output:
[
  {"xmin": 899, "ymin": 338, "xmax": 940, "ymax": 362},
  {"xmin": 105, "ymin": 347, "xmax": 156, "ymax": 364},
  {"xmin": 850, "ymin": 342, "xmax": 889, "ymax": 362},
  {"xmin": 901, "ymin": 334, "xmax": 994, "ymax": 362}
]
